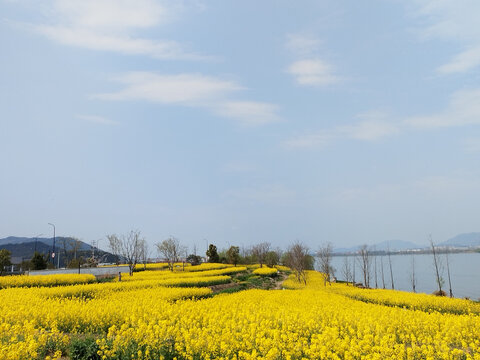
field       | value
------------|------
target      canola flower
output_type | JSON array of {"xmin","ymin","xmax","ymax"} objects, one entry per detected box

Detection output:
[
  {"xmin": 134, "ymin": 262, "xmax": 192, "ymax": 271},
  {"xmin": 274, "ymin": 265, "xmax": 291, "ymax": 272},
  {"xmin": 0, "ymin": 273, "xmax": 96, "ymax": 289},
  {"xmin": 1, "ymin": 267, "xmax": 480, "ymax": 359},
  {"xmin": 184, "ymin": 263, "xmax": 233, "ymax": 272},
  {"xmin": 119, "ymin": 266, "xmax": 247, "ymax": 282},
  {"xmin": 252, "ymin": 267, "xmax": 278, "ymax": 276}
]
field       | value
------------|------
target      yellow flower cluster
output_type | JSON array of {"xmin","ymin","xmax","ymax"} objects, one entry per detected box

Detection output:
[
  {"xmin": 120, "ymin": 266, "xmax": 247, "ymax": 282},
  {"xmin": 1, "ymin": 267, "xmax": 480, "ymax": 359},
  {"xmin": 0, "ymin": 273, "xmax": 96, "ymax": 289},
  {"xmin": 134, "ymin": 262, "xmax": 192, "ymax": 271},
  {"xmin": 252, "ymin": 267, "xmax": 278, "ymax": 276},
  {"xmin": 274, "ymin": 265, "xmax": 291, "ymax": 272},
  {"xmin": 184, "ymin": 263, "xmax": 233, "ymax": 272}
]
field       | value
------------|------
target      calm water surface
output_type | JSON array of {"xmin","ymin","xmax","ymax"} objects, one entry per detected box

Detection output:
[{"xmin": 329, "ymin": 252, "xmax": 480, "ymax": 300}]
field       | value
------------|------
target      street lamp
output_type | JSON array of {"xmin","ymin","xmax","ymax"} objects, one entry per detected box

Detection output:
[{"xmin": 48, "ymin": 223, "xmax": 56, "ymax": 268}]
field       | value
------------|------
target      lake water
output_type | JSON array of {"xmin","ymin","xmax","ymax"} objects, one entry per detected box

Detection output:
[{"xmin": 327, "ymin": 252, "xmax": 480, "ymax": 300}]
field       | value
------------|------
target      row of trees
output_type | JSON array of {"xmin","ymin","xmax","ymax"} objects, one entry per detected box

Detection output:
[{"xmin": 105, "ymin": 231, "xmax": 316, "ymax": 282}]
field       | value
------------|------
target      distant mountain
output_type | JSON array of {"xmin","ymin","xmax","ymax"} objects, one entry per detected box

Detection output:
[
  {"xmin": 0, "ymin": 236, "xmax": 114, "ymax": 265},
  {"xmin": 0, "ymin": 236, "xmax": 91, "ymax": 251},
  {"xmin": 0, "ymin": 241, "xmax": 51, "ymax": 260},
  {"xmin": 439, "ymin": 232, "xmax": 480, "ymax": 248}
]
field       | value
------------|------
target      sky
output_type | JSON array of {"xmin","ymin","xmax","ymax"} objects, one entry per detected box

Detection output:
[{"xmin": 1, "ymin": 0, "xmax": 480, "ymax": 253}]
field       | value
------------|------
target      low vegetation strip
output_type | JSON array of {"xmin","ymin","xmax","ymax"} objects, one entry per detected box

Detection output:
[{"xmin": 0, "ymin": 273, "xmax": 96, "ymax": 289}]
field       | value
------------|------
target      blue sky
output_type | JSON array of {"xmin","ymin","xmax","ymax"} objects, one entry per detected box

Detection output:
[{"xmin": 1, "ymin": 0, "xmax": 480, "ymax": 252}]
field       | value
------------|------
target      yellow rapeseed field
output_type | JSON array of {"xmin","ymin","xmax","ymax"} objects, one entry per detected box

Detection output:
[
  {"xmin": 1, "ymin": 266, "xmax": 479, "ymax": 359},
  {"xmin": 0, "ymin": 273, "xmax": 96, "ymax": 289},
  {"xmin": 252, "ymin": 267, "xmax": 278, "ymax": 276}
]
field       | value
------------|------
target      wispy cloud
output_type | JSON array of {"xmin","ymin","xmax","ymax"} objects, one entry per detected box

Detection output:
[
  {"xmin": 95, "ymin": 72, "xmax": 281, "ymax": 126},
  {"xmin": 404, "ymin": 88, "xmax": 480, "ymax": 129},
  {"xmin": 285, "ymin": 111, "xmax": 398, "ymax": 149},
  {"xmin": 213, "ymin": 101, "xmax": 280, "ymax": 126},
  {"xmin": 411, "ymin": 0, "xmax": 480, "ymax": 74},
  {"xmin": 285, "ymin": 34, "xmax": 321, "ymax": 57},
  {"xmin": 286, "ymin": 88, "xmax": 480, "ymax": 149},
  {"xmin": 285, "ymin": 34, "xmax": 340, "ymax": 87},
  {"xmin": 95, "ymin": 72, "xmax": 241, "ymax": 104},
  {"xmin": 32, "ymin": 0, "xmax": 205, "ymax": 60},
  {"xmin": 287, "ymin": 59, "xmax": 339, "ymax": 86},
  {"xmin": 76, "ymin": 114, "xmax": 118, "ymax": 125}
]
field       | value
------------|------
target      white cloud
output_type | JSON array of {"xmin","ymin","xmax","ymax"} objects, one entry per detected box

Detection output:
[
  {"xmin": 436, "ymin": 47, "xmax": 480, "ymax": 74},
  {"xmin": 404, "ymin": 88, "xmax": 480, "ymax": 129},
  {"xmin": 285, "ymin": 111, "xmax": 398, "ymax": 148},
  {"xmin": 285, "ymin": 34, "xmax": 321, "ymax": 57},
  {"xmin": 284, "ymin": 131, "xmax": 333, "ymax": 149},
  {"xmin": 95, "ymin": 72, "xmax": 280, "ymax": 126},
  {"xmin": 285, "ymin": 34, "xmax": 339, "ymax": 87},
  {"xmin": 95, "ymin": 72, "xmax": 241, "ymax": 104},
  {"xmin": 51, "ymin": 0, "xmax": 168, "ymax": 30},
  {"xmin": 31, "ymin": 0, "xmax": 204, "ymax": 60},
  {"xmin": 411, "ymin": 0, "xmax": 480, "ymax": 74},
  {"xmin": 214, "ymin": 101, "xmax": 280, "ymax": 126},
  {"xmin": 337, "ymin": 120, "xmax": 399, "ymax": 141},
  {"xmin": 76, "ymin": 114, "xmax": 118, "ymax": 125},
  {"xmin": 287, "ymin": 59, "xmax": 338, "ymax": 86},
  {"xmin": 287, "ymin": 88, "xmax": 480, "ymax": 149}
]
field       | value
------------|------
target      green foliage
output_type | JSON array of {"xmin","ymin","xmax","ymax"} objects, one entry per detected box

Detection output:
[
  {"xmin": 265, "ymin": 251, "xmax": 280, "ymax": 268},
  {"xmin": 0, "ymin": 249, "xmax": 11, "ymax": 275},
  {"xmin": 186, "ymin": 254, "xmax": 202, "ymax": 266},
  {"xmin": 206, "ymin": 244, "xmax": 219, "ymax": 263},
  {"xmin": 68, "ymin": 258, "xmax": 85, "ymax": 269},
  {"xmin": 305, "ymin": 254, "xmax": 315, "ymax": 270},
  {"xmin": 68, "ymin": 336, "xmax": 101, "ymax": 360},
  {"xmin": 31, "ymin": 251, "xmax": 48, "ymax": 270},
  {"xmin": 226, "ymin": 246, "xmax": 240, "ymax": 266}
]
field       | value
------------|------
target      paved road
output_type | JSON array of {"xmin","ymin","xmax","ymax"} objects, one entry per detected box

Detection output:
[{"xmin": 28, "ymin": 266, "xmax": 131, "ymax": 276}]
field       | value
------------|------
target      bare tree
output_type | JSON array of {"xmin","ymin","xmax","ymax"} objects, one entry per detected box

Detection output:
[
  {"xmin": 352, "ymin": 256, "xmax": 356, "ymax": 285},
  {"xmin": 156, "ymin": 237, "xmax": 184, "ymax": 271},
  {"xmin": 317, "ymin": 242, "xmax": 334, "ymax": 286},
  {"xmin": 138, "ymin": 239, "xmax": 150, "ymax": 270},
  {"xmin": 357, "ymin": 245, "xmax": 371, "ymax": 288},
  {"xmin": 430, "ymin": 236, "xmax": 444, "ymax": 295},
  {"xmin": 251, "ymin": 242, "xmax": 271, "ymax": 268},
  {"xmin": 285, "ymin": 242, "xmax": 311, "ymax": 285},
  {"xmin": 108, "ymin": 235, "xmax": 122, "ymax": 265},
  {"xmin": 380, "ymin": 255, "xmax": 386, "ymax": 289},
  {"xmin": 341, "ymin": 256, "xmax": 352, "ymax": 286},
  {"xmin": 107, "ymin": 230, "xmax": 143, "ymax": 276},
  {"xmin": 373, "ymin": 247, "xmax": 378, "ymax": 288},
  {"xmin": 387, "ymin": 244, "xmax": 395, "ymax": 290},
  {"xmin": 445, "ymin": 248, "xmax": 453, "ymax": 298},
  {"xmin": 410, "ymin": 254, "xmax": 416, "ymax": 293}
]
